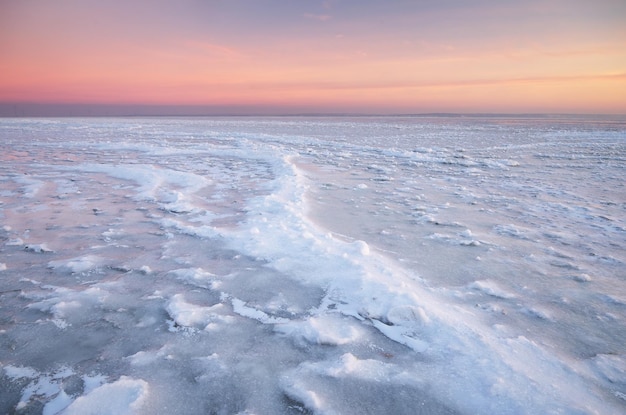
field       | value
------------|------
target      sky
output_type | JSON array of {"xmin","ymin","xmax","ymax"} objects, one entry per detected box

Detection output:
[{"xmin": 1, "ymin": 0, "xmax": 625, "ymax": 115}]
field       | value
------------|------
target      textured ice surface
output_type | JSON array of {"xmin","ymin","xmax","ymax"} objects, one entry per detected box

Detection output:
[{"xmin": 1, "ymin": 116, "xmax": 625, "ymax": 414}]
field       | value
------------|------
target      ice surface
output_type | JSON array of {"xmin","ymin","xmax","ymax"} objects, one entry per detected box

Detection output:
[{"xmin": 1, "ymin": 116, "xmax": 625, "ymax": 414}]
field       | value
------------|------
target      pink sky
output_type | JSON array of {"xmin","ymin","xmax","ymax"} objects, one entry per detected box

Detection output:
[{"xmin": 1, "ymin": 0, "xmax": 625, "ymax": 115}]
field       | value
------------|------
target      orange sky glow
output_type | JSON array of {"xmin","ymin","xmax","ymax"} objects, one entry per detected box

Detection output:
[{"xmin": 1, "ymin": 0, "xmax": 625, "ymax": 115}]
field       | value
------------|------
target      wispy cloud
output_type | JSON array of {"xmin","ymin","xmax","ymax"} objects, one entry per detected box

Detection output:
[
  {"xmin": 183, "ymin": 40, "xmax": 243, "ymax": 59},
  {"xmin": 303, "ymin": 13, "xmax": 332, "ymax": 21},
  {"xmin": 208, "ymin": 73, "xmax": 626, "ymax": 92}
]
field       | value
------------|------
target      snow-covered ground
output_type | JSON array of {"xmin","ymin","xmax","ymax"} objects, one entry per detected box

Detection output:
[{"xmin": 1, "ymin": 116, "xmax": 625, "ymax": 414}]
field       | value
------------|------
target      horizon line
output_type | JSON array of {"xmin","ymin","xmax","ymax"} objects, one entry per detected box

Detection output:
[{"xmin": 0, "ymin": 102, "xmax": 624, "ymax": 118}]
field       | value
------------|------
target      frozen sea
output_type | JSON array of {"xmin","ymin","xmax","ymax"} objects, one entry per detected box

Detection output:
[{"xmin": 0, "ymin": 115, "xmax": 625, "ymax": 414}]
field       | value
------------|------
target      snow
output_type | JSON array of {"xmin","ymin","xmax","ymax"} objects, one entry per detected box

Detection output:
[{"xmin": 1, "ymin": 115, "xmax": 625, "ymax": 414}]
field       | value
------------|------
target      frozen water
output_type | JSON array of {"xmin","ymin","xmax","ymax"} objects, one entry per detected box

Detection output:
[{"xmin": 1, "ymin": 115, "xmax": 625, "ymax": 414}]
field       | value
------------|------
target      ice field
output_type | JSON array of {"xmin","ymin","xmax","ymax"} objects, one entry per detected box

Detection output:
[{"xmin": 1, "ymin": 115, "xmax": 625, "ymax": 414}]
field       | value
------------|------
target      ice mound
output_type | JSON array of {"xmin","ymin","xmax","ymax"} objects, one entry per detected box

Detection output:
[
  {"xmin": 166, "ymin": 293, "xmax": 233, "ymax": 330},
  {"xmin": 280, "ymin": 354, "xmax": 456, "ymax": 415},
  {"xmin": 48, "ymin": 255, "xmax": 104, "ymax": 274},
  {"xmin": 26, "ymin": 285, "xmax": 110, "ymax": 328},
  {"xmin": 493, "ymin": 224, "xmax": 533, "ymax": 240},
  {"xmin": 470, "ymin": 280, "xmax": 516, "ymax": 299},
  {"xmin": 126, "ymin": 345, "xmax": 172, "ymax": 367},
  {"xmin": 169, "ymin": 267, "xmax": 218, "ymax": 290},
  {"xmin": 62, "ymin": 376, "xmax": 149, "ymax": 415},
  {"xmin": 24, "ymin": 243, "xmax": 54, "ymax": 253}
]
